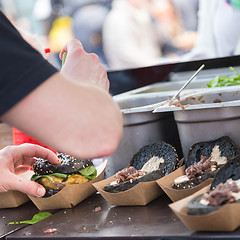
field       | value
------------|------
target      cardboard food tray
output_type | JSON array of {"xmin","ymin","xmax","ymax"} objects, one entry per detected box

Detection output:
[
  {"xmin": 169, "ymin": 185, "xmax": 240, "ymax": 232},
  {"xmin": 0, "ymin": 191, "xmax": 29, "ymax": 209},
  {"xmin": 93, "ymin": 175, "xmax": 163, "ymax": 206},
  {"xmin": 156, "ymin": 166, "xmax": 213, "ymax": 202},
  {"xmin": 28, "ymin": 160, "xmax": 107, "ymax": 210},
  {"xmin": 0, "ymin": 171, "xmax": 35, "ymax": 209}
]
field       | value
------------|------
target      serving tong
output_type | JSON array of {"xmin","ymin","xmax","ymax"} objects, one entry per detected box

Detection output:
[{"xmin": 121, "ymin": 64, "xmax": 205, "ymax": 114}]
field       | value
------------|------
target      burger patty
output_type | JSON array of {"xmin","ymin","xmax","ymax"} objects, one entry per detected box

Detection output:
[{"xmin": 39, "ymin": 174, "xmax": 89, "ymax": 190}]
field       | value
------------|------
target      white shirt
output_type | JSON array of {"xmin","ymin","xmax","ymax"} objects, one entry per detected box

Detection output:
[{"xmin": 102, "ymin": 0, "xmax": 162, "ymax": 70}]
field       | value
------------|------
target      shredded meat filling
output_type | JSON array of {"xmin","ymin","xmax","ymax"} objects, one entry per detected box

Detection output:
[
  {"xmin": 202, "ymin": 179, "xmax": 239, "ymax": 206},
  {"xmin": 185, "ymin": 156, "xmax": 217, "ymax": 179},
  {"xmin": 115, "ymin": 166, "xmax": 147, "ymax": 184}
]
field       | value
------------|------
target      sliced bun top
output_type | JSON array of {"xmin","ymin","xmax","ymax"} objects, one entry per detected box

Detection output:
[
  {"xmin": 210, "ymin": 155, "xmax": 240, "ymax": 190},
  {"xmin": 186, "ymin": 136, "xmax": 240, "ymax": 169},
  {"xmin": 33, "ymin": 152, "xmax": 93, "ymax": 175},
  {"xmin": 129, "ymin": 141, "xmax": 179, "ymax": 175}
]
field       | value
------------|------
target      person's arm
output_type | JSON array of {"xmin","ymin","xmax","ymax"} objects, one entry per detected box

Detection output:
[
  {"xmin": 59, "ymin": 39, "xmax": 110, "ymax": 91},
  {"xmin": 1, "ymin": 73, "xmax": 123, "ymax": 159},
  {"xmin": 0, "ymin": 10, "xmax": 122, "ymax": 159},
  {"xmin": 0, "ymin": 143, "xmax": 60, "ymax": 197}
]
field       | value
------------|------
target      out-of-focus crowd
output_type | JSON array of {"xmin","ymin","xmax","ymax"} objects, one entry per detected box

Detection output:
[{"xmin": 1, "ymin": 0, "xmax": 240, "ymax": 71}]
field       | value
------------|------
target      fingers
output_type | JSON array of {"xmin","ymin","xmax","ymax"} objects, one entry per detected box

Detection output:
[
  {"xmin": 0, "ymin": 144, "xmax": 58, "ymax": 197},
  {"xmin": 14, "ymin": 165, "xmax": 31, "ymax": 175},
  {"xmin": 4, "ymin": 173, "xmax": 46, "ymax": 197},
  {"xmin": 105, "ymin": 79, "xmax": 110, "ymax": 92},
  {"xmin": 7, "ymin": 143, "xmax": 60, "ymax": 165},
  {"xmin": 59, "ymin": 39, "xmax": 84, "ymax": 60},
  {"xmin": 59, "ymin": 39, "xmax": 109, "ymax": 92}
]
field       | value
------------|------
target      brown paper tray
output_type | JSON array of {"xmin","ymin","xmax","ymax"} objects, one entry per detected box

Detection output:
[
  {"xmin": 0, "ymin": 171, "xmax": 36, "ymax": 209},
  {"xmin": 28, "ymin": 160, "xmax": 107, "ymax": 210},
  {"xmin": 169, "ymin": 185, "xmax": 240, "ymax": 232},
  {"xmin": 0, "ymin": 191, "xmax": 29, "ymax": 209},
  {"xmin": 93, "ymin": 175, "xmax": 163, "ymax": 206},
  {"xmin": 156, "ymin": 166, "xmax": 213, "ymax": 202}
]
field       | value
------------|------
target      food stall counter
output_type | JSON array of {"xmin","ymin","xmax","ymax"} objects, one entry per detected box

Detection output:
[
  {"xmin": 5, "ymin": 193, "xmax": 240, "ymax": 240},
  {"xmin": 0, "ymin": 201, "xmax": 40, "ymax": 239}
]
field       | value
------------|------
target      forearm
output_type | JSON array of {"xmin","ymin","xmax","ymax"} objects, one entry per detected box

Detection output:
[{"xmin": 1, "ymin": 73, "xmax": 123, "ymax": 159}]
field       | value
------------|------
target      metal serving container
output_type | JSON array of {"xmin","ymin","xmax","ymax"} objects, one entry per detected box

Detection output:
[
  {"xmin": 114, "ymin": 66, "xmax": 239, "ymax": 97},
  {"xmin": 104, "ymin": 93, "xmax": 182, "ymax": 178},
  {"xmin": 154, "ymin": 86, "xmax": 240, "ymax": 159},
  {"xmin": 115, "ymin": 78, "xmax": 210, "ymax": 97},
  {"xmin": 105, "ymin": 77, "xmax": 228, "ymax": 177}
]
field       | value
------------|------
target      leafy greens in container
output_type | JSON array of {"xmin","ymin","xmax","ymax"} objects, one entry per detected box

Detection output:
[{"xmin": 207, "ymin": 67, "xmax": 240, "ymax": 87}]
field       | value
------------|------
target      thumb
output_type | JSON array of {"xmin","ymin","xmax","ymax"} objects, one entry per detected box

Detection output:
[
  {"xmin": 59, "ymin": 39, "xmax": 84, "ymax": 60},
  {"xmin": 9, "ymin": 174, "xmax": 46, "ymax": 197}
]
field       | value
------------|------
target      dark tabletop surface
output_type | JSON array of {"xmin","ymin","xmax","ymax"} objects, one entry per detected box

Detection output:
[
  {"xmin": 0, "ymin": 201, "xmax": 40, "ymax": 239},
  {"xmin": 4, "ymin": 193, "xmax": 240, "ymax": 240},
  {"xmin": 0, "ymin": 200, "xmax": 60, "ymax": 240}
]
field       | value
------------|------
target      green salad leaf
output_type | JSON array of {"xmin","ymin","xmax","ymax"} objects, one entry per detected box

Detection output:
[
  {"xmin": 207, "ymin": 67, "xmax": 240, "ymax": 87},
  {"xmin": 9, "ymin": 212, "xmax": 52, "ymax": 225},
  {"xmin": 31, "ymin": 166, "xmax": 97, "ymax": 182},
  {"xmin": 79, "ymin": 166, "xmax": 97, "ymax": 180},
  {"xmin": 50, "ymin": 173, "xmax": 68, "ymax": 178},
  {"xmin": 31, "ymin": 173, "xmax": 68, "ymax": 182},
  {"xmin": 31, "ymin": 174, "xmax": 52, "ymax": 181}
]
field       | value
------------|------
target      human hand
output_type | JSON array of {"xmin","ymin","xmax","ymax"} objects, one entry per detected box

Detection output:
[
  {"xmin": 0, "ymin": 144, "xmax": 60, "ymax": 197},
  {"xmin": 59, "ymin": 39, "xmax": 109, "ymax": 91}
]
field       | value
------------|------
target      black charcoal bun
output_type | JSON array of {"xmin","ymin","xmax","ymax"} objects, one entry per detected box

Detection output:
[
  {"xmin": 211, "ymin": 155, "xmax": 240, "ymax": 190},
  {"xmin": 172, "ymin": 171, "xmax": 216, "ymax": 190},
  {"xmin": 104, "ymin": 141, "xmax": 179, "ymax": 193},
  {"xmin": 130, "ymin": 141, "xmax": 179, "ymax": 173},
  {"xmin": 187, "ymin": 194, "xmax": 221, "ymax": 215},
  {"xmin": 186, "ymin": 136, "xmax": 240, "ymax": 169},
  {"xmin": 187, "ymin": 156, "xmax": 240, "ymax": 215},
  {"xmin": 33, "ymin": 152, "xmax": 93, "ymax": 175},
  {"xmin": 172, "ymin": 136, "xmax": 240, "ymax": 190}
]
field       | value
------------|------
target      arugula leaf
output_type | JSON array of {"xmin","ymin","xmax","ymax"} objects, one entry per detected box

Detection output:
[
  {"xmin": 9, "ymin": 212, "xmax": 52, "ymax": 225},
  {"xmin": 230, "ymin": 66, "xmax": 240, "ymax": 75},
  {"xmin": 207, "ymin": 75, "xmax": 220, "ymax": 87},
  {"xmin": 79, "ymin": 166, "xmax": 97, "ymax": 180},
  {"xmin": 207, "ymin": 67, "xmax": 240, "ymax": 88},
  {"xmin": 31, "ymin": 174, "xmax": 42, "ymax": 181},
  {"xmin": 50, "ymin": 173, "xmax": 68, "ymax": 178},
  {"xmin": 31, "ymin": 174, "xmax": 54, "ymax": 182},
  {"xmin": 31, "ymin": 173, "xmax": 68, "ymax": 182},
  {"xmin": 31, "ymin": 166, "xmax": 97, "ymax": 182}
]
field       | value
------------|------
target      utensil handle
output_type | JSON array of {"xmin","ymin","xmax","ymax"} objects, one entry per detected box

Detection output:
[
  {"xmin": 172, "ymin": 64, "xmax": 205, "ymax": 99},
  {"xmin": 62, "ymin": 52, "xmax": 67, "ymax": 67}
]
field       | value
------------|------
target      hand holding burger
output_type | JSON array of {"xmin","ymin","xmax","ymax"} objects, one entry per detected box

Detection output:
[
  {"xmin": 0, "ymin": 144, "xmax": 60, "ymax": 197},
  {"xmin": 31, "ymin": 152, "xmax": 97, "ymax": 197}
]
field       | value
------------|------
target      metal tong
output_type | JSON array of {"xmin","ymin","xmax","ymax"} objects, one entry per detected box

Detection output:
[{"xmin": 121, "ymin": 64, "xmax": 205, "ymax": 114}]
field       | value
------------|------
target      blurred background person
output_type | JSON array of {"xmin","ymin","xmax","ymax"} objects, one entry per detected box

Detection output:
[
  {"xmin": 102, "ymin": 0, "xmax": 198, "ymax": 71},
  {"xmin": 151, "ymin": 0, "xmax": 198, "ymax": 59},
  {"xmin": 0, "ymin": 0, "xmax": 199, "ymax": 71},
  {"xmin": 183, "ymin": 0, "xmax": 240, "ymax": 61},
  {"xmin": 48, "ymin": 0, "xmax": 112, "ymax": 67},
  {"xmin": 72, "ymin": 1, "xmax": 112, "ymax": 67},
  {"xmin": 171, "ymin": 0, "xmax": 198, "ymax": 32},
  {"xmin": 102, "ymin": 0, "xmax": 162, "ymax": 70}
]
